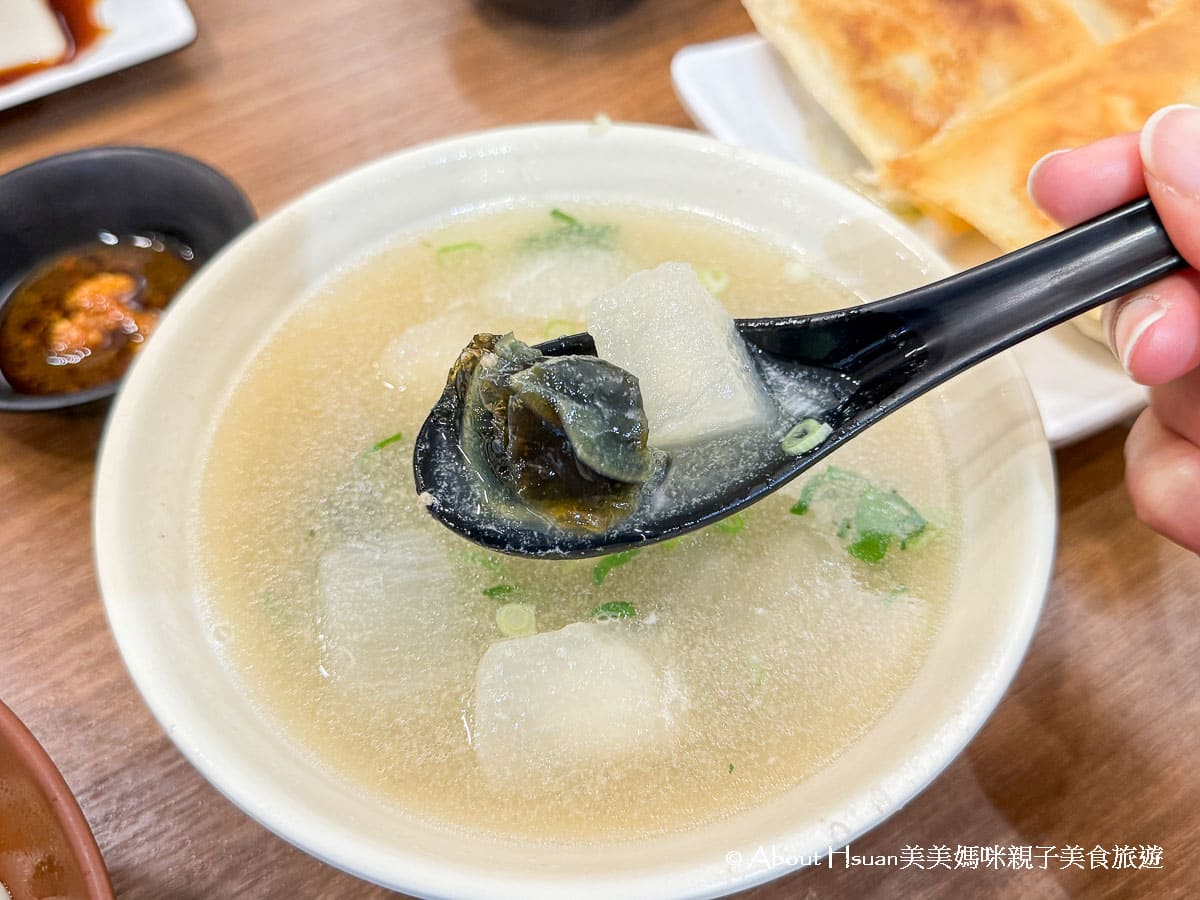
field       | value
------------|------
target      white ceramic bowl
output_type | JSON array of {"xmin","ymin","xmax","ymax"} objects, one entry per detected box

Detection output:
[{"xmin": 94, "ymin": 123, "xmax": 1056, "ymax": 899}]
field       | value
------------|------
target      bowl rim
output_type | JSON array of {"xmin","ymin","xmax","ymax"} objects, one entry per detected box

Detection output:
[
  {"xmin": 0, "ymin": 699, "xmax": 115, "ymax": 900},
  {"xmin": 94, "ymin": 121, "xmax": 1057, "ymax": 899},
  {"xmin": 0, "ymin": 144, "xmax": 255, "ymax": 413}
]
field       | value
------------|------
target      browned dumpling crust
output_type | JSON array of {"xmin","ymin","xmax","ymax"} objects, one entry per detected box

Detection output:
[
  {"xmin": 881, "ymin": 0, "xmax": 1200, "ymax": 250},
  {"xmin": 741, "ymin": 0, "xmax": 1098, "ymax": 164},
  {"xmin": 1063, "ymin": 0, "xmax": 1174, "ymax": 39}
]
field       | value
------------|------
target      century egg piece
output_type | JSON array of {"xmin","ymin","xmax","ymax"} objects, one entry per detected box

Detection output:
[{"xmin": 450, "ymin": 332, "xmax": 656, "ymax": 532}]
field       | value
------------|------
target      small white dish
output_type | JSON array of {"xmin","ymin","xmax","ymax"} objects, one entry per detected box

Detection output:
[
  {"xmin": 0, "ymin": 0, "xmax": 196, "ymax": 113},
  {"xmin": 95, "ymin": 123, "xmax": 1055, "ymax": 899},
  {"xmin": 671, "ymin": 34, "xmax": 1148, "ymax": 447}
]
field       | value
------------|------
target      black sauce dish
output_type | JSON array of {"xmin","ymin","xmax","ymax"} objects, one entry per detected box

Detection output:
[{"xmin": 0, "ymin": 146, "xmax": 255, "ymax": 412}]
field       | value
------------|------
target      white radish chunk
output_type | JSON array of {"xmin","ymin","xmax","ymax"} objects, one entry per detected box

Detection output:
[
  {"xmin": 588, "ymin": 262, "xmax": 772, "ymax": 448},
  {"xmin": 317, "ymin": 535, "xmax": 476, "ymax": 698},
  {"xmin": 472, "ymin": 622, "xmax": 672, "ymax": 787}
]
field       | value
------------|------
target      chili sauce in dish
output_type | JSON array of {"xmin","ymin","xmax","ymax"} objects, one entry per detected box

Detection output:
[{"xmin": 0, "ymin": 233, "xmax": 194, "ymax": 395}]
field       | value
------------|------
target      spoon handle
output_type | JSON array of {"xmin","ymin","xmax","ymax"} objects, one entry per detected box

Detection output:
[{"xmin": 876, "ymin": 197, "xmax": 1185, "ymax": 379}]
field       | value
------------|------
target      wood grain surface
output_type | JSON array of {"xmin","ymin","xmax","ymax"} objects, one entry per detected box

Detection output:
[{"xmin": 1, "ymin": 1, "xmax": 1197, "ymax": 897}]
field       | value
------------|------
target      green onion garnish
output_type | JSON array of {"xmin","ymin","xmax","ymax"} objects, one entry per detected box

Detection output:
[
  {"xmin": 591, "ymin": 600, "xmax": 636, "ymax": 620},
  {"xmin": 847, "ymin": 532, "xmax": 890, "ymax": 564},
  {"xmin": 781, "ymin": 419, "xmax": 832, "ymax": 456},
  {"xmin": 363, "ymin": 431, "xmax": 404, "ymax": 456},
  {"xmin": 436, "ymin": 241, "xmax": 483, "ymax": 265},
  {"xmin": 592, "ymin": 548, "xmax": 640, "ymax": 586},
  {"xmin": 789, "ymin": 466, "xmax": 927, "ymax": 564},
  {"xmin": 482, "ymin": 584, "xmax": 516, "ymax": 599},
  {"xmin": 496, "ymin": 602, "xmax": 536, "ymax": 637},
  {"xmin": 523, "ymin": 209, "xmax": 617, "ymax": 251},
  {"xmin": 747, "ymin": 654, "xmax": 768, "ymax": 687},
  {"xmin": 696, "ymin": 267, "xmax": 730, "ymax": 296},
  {"xmin": 466, "ymin": 551, "xmax": 505, "ymax": 572},
  {"xmin": 714, "ymin": 511, "xmax": 747, "ymax": 534}
]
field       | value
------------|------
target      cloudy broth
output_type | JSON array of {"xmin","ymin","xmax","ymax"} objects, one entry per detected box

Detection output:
[{"xmin": 193, "ymin": 205, "xmax": 960, "ymax": 841}]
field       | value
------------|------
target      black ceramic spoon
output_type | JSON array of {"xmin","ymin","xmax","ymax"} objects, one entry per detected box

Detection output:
[{"xmin": 414, "ymin": 197, "xmax": 1183, "ymax": 558}]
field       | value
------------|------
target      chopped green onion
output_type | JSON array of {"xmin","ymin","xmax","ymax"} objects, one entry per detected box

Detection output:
[
  {"xmin": 592, "ymin": 548, "xmax": 640, "ymax": 585},
  {"xmin": 714, "ymin": 511, "xmax": 747, "ymax": 534},
  {"xmin": 436, "ymin": 241, "xmax": 483, "ymax": 266},
  {"xmin": 466, "ymin": 551, "xmax": 505, "ymax": 572},
  {"xmin": 847, "ymin": 532, "xmax": 891, "ymax": 564},
  {"xmin": 789, "ymin": 466, "xmax": 927, "ymax": 564},
  {"xmin": 792, "ymin": 467, "xmax": 869, "ymax": 516},
  {"xmin": 523, "ymin": 209, "xmax": 617, "ymax": 251},
  {"xmin": 781, "ymin": 419, "xmax": 832, "ymax": 456},
  {"xmin": 728, "ymin": 763, "xmax": 735, "ymax": 774},
  {"xmin": 900, "ymin": 523, "xmax": 939, "ymax": 551},
  {"xmin": 747, "ymin": 654, "xmax": 768, "ymax": 687},
  {"xmin": 696, "ymin": 267, "xmax": 730, "ymax": 296},
  {"xmin": 260, "ymin": 590, "xmax": 297, "ymax": 626},
  {"xmin": 591, "ymin": 600, "xmax": 636, "ymax": 619},
  {"xmin": 482, "ymin": 584, "xmax": 516, "ymax": 599},
  {"xmin": 496, "ymin": 602, "xmax": 536, "ymax": 637},
  {"xmin": 853, "ymin": 489, "xmax": 926, "ymax": 563},
  {"xmin": 363, "ymin": 431, "xmax": 404, "ymax": 456}
]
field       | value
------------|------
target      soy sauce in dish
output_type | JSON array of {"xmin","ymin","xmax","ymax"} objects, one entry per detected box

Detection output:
[
  {"xmin": 0, "ymin": 0, "xmax": 106, "ymax": 87},
  {"xmin": 0, "ymin": 233, "xmax": 195, "ymax": 395}
]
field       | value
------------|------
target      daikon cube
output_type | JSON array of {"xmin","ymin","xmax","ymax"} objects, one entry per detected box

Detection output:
[
  {"xmin": 588, "ymin": 262, "xmax": 772, "ymax": 448},
  {"xmin": 472, "ymin": 622, "xmax": 671, "ymax": 785},
  {"xmin": 317, "ymin": 534, "xmax": 475, "ymax": 698}
]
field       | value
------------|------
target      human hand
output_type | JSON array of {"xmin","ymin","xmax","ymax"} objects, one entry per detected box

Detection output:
[{"xmin": 1028, "ymin": 104, "xmax": 1200, "ymax": 553}]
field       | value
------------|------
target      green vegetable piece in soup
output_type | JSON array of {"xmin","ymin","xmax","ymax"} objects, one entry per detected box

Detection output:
[
  {"xmin": 791, "ymin": 466, "xmax": 927, "ymax": 564},
  {"xmin": 713, "ymin": 511, "xmax": 747, "ymax": 534},
  {"xmin": 591, "ymin": 600, "xmax": 637, "ymax": 619},
  {"xmin": 522, "ymin": 209, "xmax": 618, "ymax": 252},
  {"xmin": 592, "ymin": 548, "xmax": 640, "ymax": 585},
  {"xmin": 450, "ymin": 333, "xmax": 655, "ymax": 533},
  {"xmin": 363, "ymin": 430, "xmax": 404, "ymax": 456},
  {"xmin": 496, "ymin": 602, "xmax": 537, "ymax": 637},
  {"xmin": 436, "ymin": 241, "xmax": 484, "ymax": 264}
]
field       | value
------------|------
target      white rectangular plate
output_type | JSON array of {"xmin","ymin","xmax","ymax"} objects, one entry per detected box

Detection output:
[
  {"xmin": 0, "ymin": 0, "xmax": 196, "ymax": 113},
  {"xmin": 672, "ymin": 34, "xmax": 1148, "ymax": 447}
]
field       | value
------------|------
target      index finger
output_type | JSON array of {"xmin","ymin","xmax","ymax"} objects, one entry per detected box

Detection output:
[{"xmin": 1027, "ymin": 133, "xmax": 1144, "ymax": 226}]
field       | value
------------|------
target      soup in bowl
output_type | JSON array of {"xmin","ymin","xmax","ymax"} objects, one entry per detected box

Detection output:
[{"xmin": 94, "ymin": 123, "xmax": 1055, "ymax": 899}]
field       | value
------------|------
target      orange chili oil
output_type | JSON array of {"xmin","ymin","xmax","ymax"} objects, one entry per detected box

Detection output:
[
  {"xmin": 0, "ymin": 235, "xmax": 195, "ymax": 395},
  {"xmin": 0, "ymin": 1, "xmax": 106, "ymax": 87}
]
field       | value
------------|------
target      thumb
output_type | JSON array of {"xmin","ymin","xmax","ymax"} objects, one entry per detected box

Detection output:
[
  {"xmin": 1106, "ymin": 106, "xmax": 1200, "ymax": 386},
  {"xmin": 1141, "ymin": 104, "xmax": 1200, "ymax": 270}
]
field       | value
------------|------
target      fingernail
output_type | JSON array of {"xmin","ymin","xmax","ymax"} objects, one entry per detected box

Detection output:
[
  {"xmin": 1026, "ymin": 148, "xmax": 1071, "ymax": 199},
  {"xmin": 1141, "ymin": 104, "xmax": 1200, "ymax": 196},
  {"xmin": 1112, "ymin": 293, "xmax": 1168, "ymax": 374}
]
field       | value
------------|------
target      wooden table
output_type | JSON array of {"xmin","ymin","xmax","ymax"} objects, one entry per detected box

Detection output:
[{"xmin": 1, "ymin": 1, "xmax": 1197, "ymax": 897}]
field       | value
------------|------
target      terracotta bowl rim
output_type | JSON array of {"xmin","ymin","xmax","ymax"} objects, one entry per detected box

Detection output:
[{"xmin": 0, "ymin": 698, "xmax": 115, "ymax": 900}]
